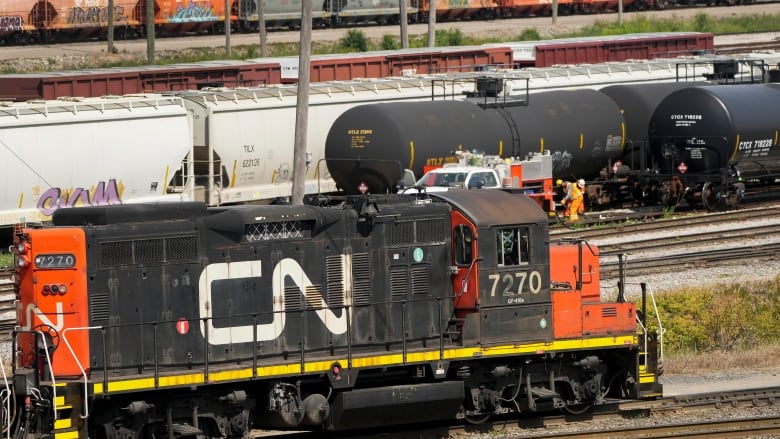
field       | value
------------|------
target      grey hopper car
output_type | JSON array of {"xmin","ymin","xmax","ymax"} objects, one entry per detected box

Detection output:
[{"xmin": 325, "ymin": 90, "xmax": 625, "ymax": 194}]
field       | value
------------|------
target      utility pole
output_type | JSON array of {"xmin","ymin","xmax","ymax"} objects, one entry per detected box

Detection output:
[
  {"xmin": 146, "ymin": 0, "xmax": 154, "ymax": 64},
  {"xmin": 618, "ymin": 0, "xmax": 624, "ymax": 26},
  {"xmin": 551, "ymin": 0, "xmax": 558, "ymax": 25},
  {"xmin": 292, "ymin": 0, "xmax": 312, "ymax": 205},
  {"xmin": 225, "ymin": 0, "xmax": 232, "ymax": 56},
  {"xmin": 399, "ymin": 0, "xmax": 408, "ymax": 49},
  {"xmin": 107, "ymin": 0, "xmax": 114, "ymax": 53},
  {"xmin": 427, "ymin": 0, "xmax": 436, "ymax": 47},
  {"xmin": 259, "ymin": 0, "xmax": 267, "ymax": 57}
]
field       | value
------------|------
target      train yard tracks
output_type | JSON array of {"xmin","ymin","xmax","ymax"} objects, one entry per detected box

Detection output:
[
  {"xmin": 551, "ymin": 204, "xmax": 780, "ymax": 281},
  {"xmin": 275, "ymin": 386, "xmax": 780, "ymax": 439}
]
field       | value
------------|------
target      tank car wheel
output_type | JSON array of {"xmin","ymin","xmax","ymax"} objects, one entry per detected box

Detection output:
[
  {"xmin": 464, "ymin": 413, "xmax": 491, "ymax": 424},
  {"xmin": 561, "ymin": 402, "xmax": 592, "ymax": 415},
  {"xmin": 701, "ymin": 182, "xmax": 720, "ymax": 211}
]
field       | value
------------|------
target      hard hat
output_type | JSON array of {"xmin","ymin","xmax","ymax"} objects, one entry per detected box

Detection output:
[
  {"xmin": 577, "ymin": 179, "xmax": 585, "ymax": 188},
  {"xmin": 556, "ymin": 179, "xmax": 563, "ymax": 187}
]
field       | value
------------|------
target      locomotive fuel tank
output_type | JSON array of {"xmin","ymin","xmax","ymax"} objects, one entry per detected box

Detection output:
[
  {"xmin": 325, "ymin": 89, "xmax": 625, "ymax": 194},
  {"xmin": 648, "ymin": 84, "xmax": 780, "ymax": 178}
]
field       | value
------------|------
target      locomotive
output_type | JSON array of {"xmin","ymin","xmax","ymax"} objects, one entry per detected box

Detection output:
[{"xmin": 4, "ymin": 190, "xmax": 663, "ymax": 438}]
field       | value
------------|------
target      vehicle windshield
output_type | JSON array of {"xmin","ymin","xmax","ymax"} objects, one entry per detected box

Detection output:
[{"xmin": 417, "ymin": 171, "xmax": 468, "ymax": 187}]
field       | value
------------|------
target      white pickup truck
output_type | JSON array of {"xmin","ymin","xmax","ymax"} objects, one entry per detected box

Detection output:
[
  {"xmin": 398, "ymin": 152, "xmax": 555, "ymax": 214},
  {"xmin": 402, "ymin": 166, "xmax": 503, "ymax": 193}
]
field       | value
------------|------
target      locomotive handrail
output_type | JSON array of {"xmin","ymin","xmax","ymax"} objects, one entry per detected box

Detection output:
[
  {"xmin": 61, "ymin": 326, "xmax": 101, "ymax": 420},
  {"xmin": 77, "ymin": 292, "xmax": 457, "ymax": 398}
]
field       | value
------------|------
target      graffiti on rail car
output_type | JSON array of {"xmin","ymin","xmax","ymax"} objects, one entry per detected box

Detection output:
[
  {"xmin": 37, "ymin": 178, "xmax": 124, "ymax": 216},
  {"xmin": 67, "ymin": 6, "xmax": 128, "ymax": 24},
  {"xmin": 0, "ymin": 15, "xmax": 24, "ymax": 31}
]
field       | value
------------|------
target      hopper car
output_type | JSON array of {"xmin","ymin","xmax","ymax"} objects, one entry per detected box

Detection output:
[
  {"xmin": 3, "ymin": 189, "xmax": 664, "ymax": 438},
  {"xmin": 0, "ymin": 0, "xmax": 748, "ymax": 46}
]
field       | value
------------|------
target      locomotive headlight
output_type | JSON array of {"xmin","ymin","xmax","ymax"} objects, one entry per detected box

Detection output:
[
  {"xmin": 15, "ymin": 242, "xmax": 27, "ymax": 255},
  {"xmin": 17, "ymin": 256, "xmax": 28, "ymax": 267},
  {"xmin": 58, "ymin": 284, "xmax": 67, "ymax": 294}
]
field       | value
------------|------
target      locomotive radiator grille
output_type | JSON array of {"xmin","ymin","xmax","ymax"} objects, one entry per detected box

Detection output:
[
  {"xmin": 386, "ymin": 219, "xmax": 447, "ymax": 246},
  {"xmin": 390, "ymin": 268, "xmax": 407, "ymax": 298},
  {"xmin": 99, "ymin": 236, "xmax": 197, "ymax": 268}
]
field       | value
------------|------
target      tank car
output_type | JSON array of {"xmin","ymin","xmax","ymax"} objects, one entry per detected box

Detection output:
[
  {"xmin": 324, "ymin": 88, "xmax": 625, "ymax": 195},
  {"xmin": 5, "ymin": 190, "xmax": 662, "ymax": 438},
  {"xmin": 589, "ymin": 82, "xmax": 707, "ymax": 208},
  {"xmin": 648, "ymin": 83, "xmax": 780, "ymax": 209}
]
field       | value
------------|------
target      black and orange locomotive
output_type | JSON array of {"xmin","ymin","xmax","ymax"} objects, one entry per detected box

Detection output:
[{"xmin": 6, "ymin": 190, "xmax": 662, "ymax": 438}]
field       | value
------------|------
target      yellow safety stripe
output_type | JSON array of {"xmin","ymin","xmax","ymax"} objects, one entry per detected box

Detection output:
[
  {"xmin": 54, "ymin": 431, "xmax": 80, "ymax": 439},
  {"xmin": 54, "ymin": 418, "xmax": 72, "ymax": 430},
  {"xmin": 93, "ymin": 335, "xmax": 638, "ymax": 395}
]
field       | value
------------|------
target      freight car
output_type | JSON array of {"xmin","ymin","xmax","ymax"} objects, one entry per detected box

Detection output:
[
  {"xmin": 324, "ymin": 88, "xmax": 627, "ymax": 195},
  {"xmin": 3, "ymin": 190, "xmax": 663, "ymax": 438},
  {"xmin": 0, "ymin": 0, "xmax": 743, "ymax": 46},
  {"xmin": 0, "ymin": 75, "xmax": 476, "ymax": 243},
  {"xmin": 0, "ymin": 32, "xmax": 714, "ymax": 101},
  {"xmin": 647, "ymin": 83, "xmax": 780, "ymax": 209}
]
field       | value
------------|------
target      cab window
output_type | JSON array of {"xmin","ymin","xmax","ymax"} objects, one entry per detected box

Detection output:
[
  {"xmin": 496, "ymin": 227, "xmax": 529, "ymax": 266},
  {"xmin": 454, "ymin": 225, "xmax": 474, "ymax": 266}
]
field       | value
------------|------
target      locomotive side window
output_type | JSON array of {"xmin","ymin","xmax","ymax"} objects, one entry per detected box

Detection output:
[
  {"xmin": 496, "ymin": 228, "xmax": 529, "ymax": 266},
  {"xmin": 454, "ymin": 225, "xmax": 474, "ymax": 266}
]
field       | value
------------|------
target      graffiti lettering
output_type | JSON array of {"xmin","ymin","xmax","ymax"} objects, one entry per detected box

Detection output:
[
  {"xmin": 37, "ymin": 179, "xmax": 123, "ymax": 216},
  {"xmin": 0, "ymin": 15, "xmax": 23, "ymax": 32},
  {"xmin": 67, "ymin": 6, "xmax": 126, "ymax": 25},
  {"xmin": 169, "ymin": 2, "xmax": 218, "ymax": 22}
]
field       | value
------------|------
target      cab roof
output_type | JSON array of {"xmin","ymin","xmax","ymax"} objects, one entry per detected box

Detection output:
[{"xmin": 431, "ymin": 190, "xmax": 546, "ymax": 227}]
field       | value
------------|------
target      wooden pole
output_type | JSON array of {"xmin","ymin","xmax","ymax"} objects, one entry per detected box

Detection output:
[
  {"xmin": 427, "ymin": 0, "xmax": 436, "ymax": 47},
  {"xmin": 146, "ymin": 0, "xmax": 154, "ymax": 64},
  {"xmin": 399, "ymin": 0, "xmax": 408, "ymax": 49},
  {"xmin": 259, "ymin": 0, "xmax": 267, "ymax": 57},
  {"xmin": 292, "ymin": 0, "xmax": 312, "ymax": 205}
]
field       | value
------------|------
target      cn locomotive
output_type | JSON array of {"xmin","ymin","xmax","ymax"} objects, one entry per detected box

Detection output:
[{"xmin": 4, "ymin": 190, "xmax": 663, "ymax": 438}]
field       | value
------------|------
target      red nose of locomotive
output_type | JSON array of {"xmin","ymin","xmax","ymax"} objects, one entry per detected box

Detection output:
[{"xmin": 14, "ymin": 228, "xmax": 90, "ymax": 379}]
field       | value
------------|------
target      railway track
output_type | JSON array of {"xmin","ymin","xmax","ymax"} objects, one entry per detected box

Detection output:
[
  {"xmin": 552, "ymin": 204, "xmax": 780, "ymax": 280},
  {"xmin": 266, "ymin": 386, "xmax": 780, "ymax": 439},
  {"xmin": 0, "ymin": 268, "xmax": 14, "ymax": 335}
]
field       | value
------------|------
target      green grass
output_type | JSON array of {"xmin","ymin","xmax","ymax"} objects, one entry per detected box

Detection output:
[
  {"xmin": 644, "ymin": 275, "xmax": 780, "ymax": 355},
  {"xmin": 0, "ymin": 252, "xmax": 11, "ymax": 268}
]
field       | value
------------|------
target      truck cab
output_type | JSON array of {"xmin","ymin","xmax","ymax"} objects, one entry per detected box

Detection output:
[{"xmin": 404, "ymin": 166, "xmax": 502, "ymax": 193}]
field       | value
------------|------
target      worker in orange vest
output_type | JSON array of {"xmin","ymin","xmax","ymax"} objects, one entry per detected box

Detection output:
[{"xmin": 557, "ymin": 179, "xmax": 585, "ymax": 222}]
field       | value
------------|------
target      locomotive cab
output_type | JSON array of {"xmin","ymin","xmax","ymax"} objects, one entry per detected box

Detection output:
[{"xmin": 433, "ymin": 190, "xmax": 552, "ymax": 346}]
